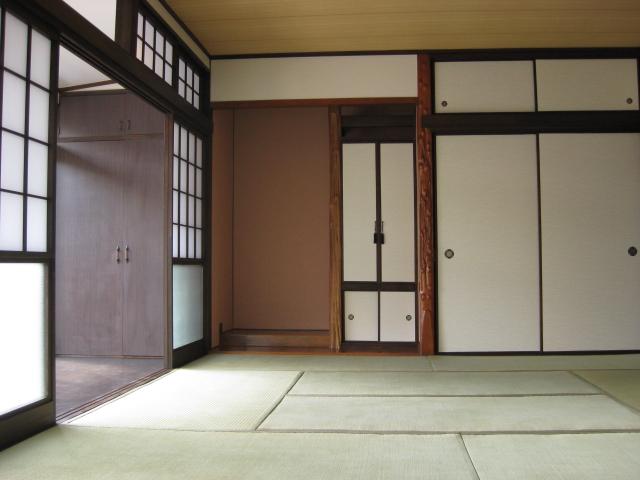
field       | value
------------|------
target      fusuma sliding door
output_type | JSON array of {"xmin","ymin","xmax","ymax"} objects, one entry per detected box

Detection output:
[
  {"xmin": 0, "ymin": 7, "xmax": 57, "ymax": 448},
  {"xmin": 436, "ymin": 135, "xmax": 540, "ymax": 352}
]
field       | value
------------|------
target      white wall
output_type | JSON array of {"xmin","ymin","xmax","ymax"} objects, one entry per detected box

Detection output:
[{"xmin": 211, "ymin": 55, "xmax": 417, "ymax": 102}]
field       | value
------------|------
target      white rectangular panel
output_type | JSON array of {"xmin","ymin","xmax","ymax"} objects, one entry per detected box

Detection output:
[
  {"xmin": 0, "ymin": 263, "xmax": 47, "ymax": 415},
  {"xmin": 28, "ymin": 85, "xmax": 50, "ymax": 143},
  {"xmin": 30, "ymin": 29, "xmax": 51, "ymax": 89},
  {"xmin": 380, "ymin": 143, "xmax": 415, "ymax": 282},
  {"xmin": 2, "ymin": 72, "xmax": 26, "ymax": 133},
  {"xmin": 0, "ymin": 191, "xmax": 23, "ymax": 251},
  {"xmin": 537, "ymin": 59, "xmax": 639, "ymax": 111},
  {"xmin": 437, "ymin": 135, "xmax": 540, "ymax": 352},
  {"xmin": 4, "ymin": 13, "xmax": 28, "ymax": 76},
  {"xmin": 435, "ymin": 61, "xmax": 535, "ymax": 113},
  {"xmin": 172, "ymin": 265, "xmax": 204, "ymax": 348},
  {"xmin": 380, "ymin": 292, "xmax": 415, "ymax": 342},
  {"xmin": 1, "ymin": 131, "xmax": 24, "ymax": 192},
  {"xmin": 344, "ymin": 291, "xmax": 378, "ymax": 341},
  {"xmin": 27, "ymin": 141, "xmax": 48, "ymax": 197},
  {"xmin": 26, "ymin": 197, "xmax": 47, "ymax": 252},
  {"xmin": 540, "ymin": 133, "xmax": 640, "ymax": 351},
  {"xmin": 212, "ymin": 55, "xmax": 417, "ymax": 101},
  {"xmin": 342, "ymin": 143, "xmax": 377, "ymax": 282}
]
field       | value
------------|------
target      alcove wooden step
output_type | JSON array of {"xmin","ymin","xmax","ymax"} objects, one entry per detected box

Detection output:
[{"xmin": 221, "ymin": 329, "xmax": 330, "ymax": 350}]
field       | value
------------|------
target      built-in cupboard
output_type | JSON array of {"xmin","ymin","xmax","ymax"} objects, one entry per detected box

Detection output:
[{"xmin": 434, "ymin": 57, "xmax": 640, "ymax": 352}]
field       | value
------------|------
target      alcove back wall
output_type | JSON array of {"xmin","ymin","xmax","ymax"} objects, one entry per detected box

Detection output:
[{"xmin": 231, "ymin": 107, "xmax": 330, "ymax": 331}]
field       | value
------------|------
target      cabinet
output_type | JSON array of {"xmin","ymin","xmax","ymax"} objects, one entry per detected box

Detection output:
[
  {"xmin": 342, "ymin": 142, "xmax": 416, "ymax": 343},
  {"xmin": 434, "ymin": 61, "xmax": 535, "ymax": 113},
  {"xmin": 536, "ymin": 59, "xmax": 639, "ymax": 111},
  {"xmin": 56, "ymin": 93, "xmax": 166, "ymax": 357}
]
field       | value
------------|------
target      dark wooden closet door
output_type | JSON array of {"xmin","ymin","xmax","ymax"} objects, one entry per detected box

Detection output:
[
  {"xmin": 58, "ymin": 93, "xmax": 126, "ymax": 139},
  {"xmin": 124, "ymin": 93, "xmax": 165, "ymax": 136},
  {"xmin": 55, "ymin": 141, "xmax": 125, "ymax": 356},
  {"xmin": 122, "ymin": 136, "xmax": 166, "ymax": 356}
]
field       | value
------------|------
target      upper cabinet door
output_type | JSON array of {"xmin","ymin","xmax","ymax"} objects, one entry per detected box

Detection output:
[
  {"xmin": 125, "ymin": 92, "xmax": 165, "ymax": 135},
  {"xmin": 58, "ymin": 92, "xmax": 126, "ymax": 138},
  {"xmin": 380, "ymin": 143, "xmax": 415, "ymax": 282},
  {"xmin": 435, "ymin": 61, "xmax": 535, "ymax": 113},
  {"xmin": 342, "ymin": 143, "xmax": 377, "ymax": 282},
  {"xmin": 536, "ymin": 59, "xmax": 639, "ymax": 111}
]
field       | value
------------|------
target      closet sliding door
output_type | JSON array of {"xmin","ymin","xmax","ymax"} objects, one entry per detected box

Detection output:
[{"xmin": 436, "ymin": 135, "xmax": 540, "ymax": 352}]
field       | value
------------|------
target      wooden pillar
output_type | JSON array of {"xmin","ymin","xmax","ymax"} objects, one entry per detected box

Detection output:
[
  {"xmin": 416, "ymin": 54, "xmax": 436, "ymax": 355},
  {"xmin": 328, "ymin": 106, "xmax": 343, "ymax": 352}
]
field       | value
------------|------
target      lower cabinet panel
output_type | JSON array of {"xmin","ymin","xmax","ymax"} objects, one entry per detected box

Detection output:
[
  {"xmin": 344, "ymin": 291, "xmax": 378, "ymax": 341},
  {"xmin": 380, "ymin": 292, "xmax": 415, "ymax": 342}
]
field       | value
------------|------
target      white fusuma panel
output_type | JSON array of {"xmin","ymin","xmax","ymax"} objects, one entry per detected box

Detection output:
[
  {"xmin": 540, "ymin": 133, "xmax": 640, "ymax": 351},
  {"xmin": 536, "ymin": 59, "xmax": 639, "ymax": 111},
  {"xmin": 437, "ymin": 135, "xmax": 540, "ymax": 352},
  {"xmin": 342, "ymin": 143, "xmax": 377, "ymax": 282},
  {"xmin": 380, "ymin": 143, "xmax": 415, "ymax": 282},
  {"xmin": 434, "ymin": 61, "xmax": 535, "ymax": 113},
  {"xmin": 344, "ymin": 291, "xmax": 378, "ymax": 342},
  {"xmin": 380, "ymin": 292, "xmax": 415, "ymax": 342}
]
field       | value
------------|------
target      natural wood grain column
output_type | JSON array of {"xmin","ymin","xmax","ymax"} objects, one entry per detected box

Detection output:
[
  {"xmin": 328, "ymin": 106, "xmax": 342, "ymax": 352},
  {"xmin": 417, "ymin": 54, "xmax": 436, "ymax": 355}
]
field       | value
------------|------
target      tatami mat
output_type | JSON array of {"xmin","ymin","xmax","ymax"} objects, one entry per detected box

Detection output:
[
  {"xmin": 69, "ymin": 370, "xmax": 300, "ymax": 431},
  {"xmin": 260, "ymin": 395, "xmax": 640, "ymax": 433},
  {"xmin": 289, "ymin": 371, "xmax": 598, "ymax": 396},
  {"xmin": 186, "ymin": 354, "xmax": 433, "ymax": 372},
  {"xmin": 574, "ymin": 370, "xmax": 640, "ymax": 411},
  {"xmin": 430, "ymin": 354, "xmax": 640, "ymax": 372},
  {"xmin": 0, "ymin": 426, "xmax": 479, "ymax": 480},
  {"xmin": 464, "ymin": 433, "xmax": 640, "ymax": 480}
]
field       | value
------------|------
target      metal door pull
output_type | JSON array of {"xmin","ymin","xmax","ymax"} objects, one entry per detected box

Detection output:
[
  {"xmin": 444, "ymin": 249, "xmax": 454, "ymax": 259},
  {"xmin": 125, "ymin": 245, "xmax": 130, "ymax": 263},
  {"xmin": 116, "ymin": 246, "xmax": 121, "ymax": 263}
]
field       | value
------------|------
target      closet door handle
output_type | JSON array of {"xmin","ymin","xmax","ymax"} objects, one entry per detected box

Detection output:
[
  {"xmin": 125, "ymin": 245, "xmax": 130, "ymax": 263},
  {"xmin": 116, "ymin": 246, "xmax": 121, "ymax": 264}
]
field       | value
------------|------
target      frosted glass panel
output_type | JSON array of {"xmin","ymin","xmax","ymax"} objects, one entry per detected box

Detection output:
[
  {"xmin": 27, "ymin": 141, "xmax": 48, "ymax": 197},
  {"xmin": 29, "ymin": 86, "xmax": 50, "ymax": 142},
  {"xmin": 26, "ymin": 197, "xmax": 47, "ymax": 252},
  {"xmin": 173, "ymin": 156, "xmax": 179, "ymax": 188},
  {"xmin": 188, "ymin": 227, "xmax": 195, "ymax": 258},
  {"xmin": 189, "ymin": 133, "xmax": 195, "ymax": 161},
  {"xmin": 195, "ymin": 230, "xmax": 202, "ymax": 259},
  {"xmin": 172, "ymin": 190, "xmax": 179, "ymax": 223},
  {"xmin": 196, "ymin": 169, "xmax": 202, "ymax": 197},
  {"xmin": 180, "ymin": 128, "xmax": 187, "ymax": 158},
  {"xmin": 180, "ymin": 161, "xmax": 187, "ymax": 191},
  {"xmin": 0, "ymin": 192, "xmax": 23, "ymax": 250},
  {"xmin": 180, "ymin": 192, "xmax": 187, "ymax": 224},
  {"xmin": 188, "ymin": 165, "xmax": 195, "ymax": 194},
  {"xmin": 0, "ymin": 263, "xmax": 47, "ymax": 415},
  {"xmin": 179, "ymin": 226, "xmax": 187, "ymax": 257},
  {"xmin": 172, "ymin": 265, "xmax": 203, "ymax": 348},
  {"xmin": 4, "ymin": 13, "xmax": 28, "ymax": 76},
  {"xmin": 196, "ymin": 199, "xmax": 202, "ymax": 228},
  {"xmin": 30, "ymin": 29, "xmax": 51, "ymax": 88},
  {"xmin": 173, "ymin": 123, "xmax": 179, "ymax": 155},
  {"xmin": 188, "ymin": 196, "xmax": 195, "ymax": 226},
  {"xmin": 3, "ymin": 72, "xmax": 26, "ymax": 133},
  {"xmin": 172, "ymin": 224, "xmax": 178, "ymax": 257},
  {"xmin": 196, "ymin": 139, "xmax": 202, "ymax": 167},
  {"xmin": 1, "ymin": 131, "xmax": 24, "ymax": 192}
]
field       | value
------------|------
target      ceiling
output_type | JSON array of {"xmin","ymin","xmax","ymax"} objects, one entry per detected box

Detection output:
[{"xmin": 166, "ymin": 0, "xmax": 640, "ymax": 56}]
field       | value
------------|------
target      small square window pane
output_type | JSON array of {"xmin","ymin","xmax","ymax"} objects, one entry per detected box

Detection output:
[
  {"xmin": 144, "ymin": 19, "xmax": 154, "ymax": 44},
  {"xmin": 196, "ymin": 169, "xmax": 202, "ymax": 198},
  {"xmin": 164, "ymin": 64, "xmax": 172, "ymax": 84},
  {"xmin": 188, "ymin": 227, "xmax": 195, "ymax": 258},
  {"xmin": 180, "ymin": 128, "xmax": 188, "ymax": 159},
  {"xmin": 172, "ymin": 224, "xmax": 179, "ymax": 257},
  {"xmin": 173, "ymin": 123, "xmax": 179, "ymax": 155},
  {"xmin": 178, "ymin": 80, "xmax": 185, "ymax": 97},
  {"xmin": 144, "ymin": 45, "xmax": 153, "ymax": 69},
  {"xmin": 1, "ymin": 132, "xmax": 24, "ymax": 192},
  {"xmin": 28, "ymin": 141, "xmax": 48, "ymax": 197},
  {"xmin": 195, "ymin": 229, "xmax": 202, "ymax": 259},
  {"xmin": 3, "ymin": 73, "xmax": 26, "ymax": 133},
  {"xmin": 136, "ymin": 38, "xmax": 143, "ymax": 61},
  {"xmin": 29, "ymin": 86, "xmax": 49, "ymax": 143},
  {"xmin": 188, "ymin": 195, "xmax": 195, "ymax": 226},
  {"xmin": 196, "ymin": 199, "xmax": 202, "ymax": 228},
  {"xmin": 172, "ymin": 190, "xmax": 179, "ymax": 223},
  {"xmin": 196, "ymin": 139, "xmax": 202, "ymax": 167},
  {"xmin": 26, "ymin": 197, "xmax": 47, "ymax": 252},
  {"xmin": 180, "ymin": 161, "xmax": 187, "ymax": 192},
  {"xmin": 154, "ymin": 54, "xmax": 163, "ymax": 76},
  {"xmin": 4, "ymin": 13, "xmax": 28, "ymax": 76},
  {"xmin": 179, "ymin": 226, "xmax": 187, "ymax": 257},
  {"xmin": 179, "ymin": 192, "xmax": 187, "ymax": 224},
  {"xmin": 178, "ymin": 59, "xmax": 185, "ymax": 79},
  {"xmin": 0, "ymin": 192, "xmax": 23, "ymax": 251},
  {"xmin": 165, "ymin": 42, "xmax": 173, "ymax": 64},
  {"xmin": 155, "ymin": 32, "xmax": 164, "ymax": 55},
  {"xmin": 30, "ymin": 30, "xmax": 51, "ymax": 89},
  {"xmin": 137, "ymin": 13, "xmax": 144, "ymax": 36},
  {"xmin": 188, "ymin": 165, "xmax": 195, "ymax": 195}
]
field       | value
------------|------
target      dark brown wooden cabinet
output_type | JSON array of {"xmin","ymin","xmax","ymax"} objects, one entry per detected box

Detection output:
[{"xmin": 56, "ymin": 92, "xmax": 166, "ymax": 358}]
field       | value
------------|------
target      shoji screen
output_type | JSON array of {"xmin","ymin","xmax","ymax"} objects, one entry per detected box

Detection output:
[
  {"xmin": 436, "ymin": 135, "xmax": 540, "ymax": 352},
  {"xmin": 0, "ymin": 9, "xmax": 53, "ymax": 416},
  {"xmin": 540, "ymin": 133, "xmax": 640, "ymax": 351}
]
